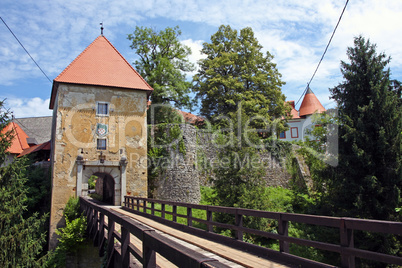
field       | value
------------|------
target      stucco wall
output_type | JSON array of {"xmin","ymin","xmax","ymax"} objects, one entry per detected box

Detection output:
[{"xmin": 49, "ymin": 84, "xmax": 148, "ymax": 249}]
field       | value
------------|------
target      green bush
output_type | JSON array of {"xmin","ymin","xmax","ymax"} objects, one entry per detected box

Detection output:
[
  {"xmin": 55, "ymin": 216, "xmax": 86, "ymax": 253},
  {"xmin": 45, "ymin": 196, "xmax": 87, "ymax": 267},
  {"xmin": 63, "ymin": 196, "xmax": 81, "ymax": 221},
  {"xmin": 88, "ymin": 175, "xmax": 97, "ymax": 189}
]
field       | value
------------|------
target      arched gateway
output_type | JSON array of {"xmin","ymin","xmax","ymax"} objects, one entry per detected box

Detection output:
[
  {"xmin": 48, "ymin": 35, "xmax": 153, "ymax": 249},
  {"xmin": 93, "ymin": 172, "xmax": 115, "ymax": 205}
]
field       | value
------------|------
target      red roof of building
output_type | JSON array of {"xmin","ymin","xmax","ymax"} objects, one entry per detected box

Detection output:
[
  {"xmin": 178, "ymin": 110, "xmax": 204, "ymax": 125},
  {"xmin": 286, "ymin": 101, "xmax": 300, "ymax": 119},
  {"xmin": 50, "ymin": 35, "xmax": 153, "ymax": 109},
  {"xmin": 1, "ymin": 122, "xmax": 30, "ymax": 154},
  {"xmin": 18, "ymin": 140, "xmax": 51, "ymax": 158},
  {"xmin": 299, "ymin": 88, "xmax": 326, "ymax": 117}
]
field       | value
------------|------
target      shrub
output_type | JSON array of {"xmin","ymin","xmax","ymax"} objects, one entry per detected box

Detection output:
[{"xmin": 63, "ymin": 196, "xmax": 80, "ymax": 221}]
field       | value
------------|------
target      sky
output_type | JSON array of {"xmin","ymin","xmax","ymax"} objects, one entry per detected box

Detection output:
[{"xmin": 1, "ymin": 0, "xmax": 402, "ymax": 118}]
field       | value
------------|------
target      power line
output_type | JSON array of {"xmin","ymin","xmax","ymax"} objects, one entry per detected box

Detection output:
[
  {"xmin": 1, "ymin": 16, "xmax": 52, "ymax": 84},
  {"xmin": 295, "ymin": 0, "xmax": 349, "ymax": 106}
]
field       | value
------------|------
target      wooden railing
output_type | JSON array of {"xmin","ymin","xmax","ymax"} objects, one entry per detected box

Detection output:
[
  {"xmin": 123, "ymin": 196, "xmax": 402, "ymax": 268},
  {"xmin": 80, "ymin": 197, "xmax": 231, "ymax": 268}
]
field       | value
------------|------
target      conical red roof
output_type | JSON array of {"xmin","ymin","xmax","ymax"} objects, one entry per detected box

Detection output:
[
  {"xmin": 299, "ymin": 88, "xmax": 326, "ymax": 117},
  {"xmin": 50, "ymin": 35, "xmax": 153, "ymax": 109}
]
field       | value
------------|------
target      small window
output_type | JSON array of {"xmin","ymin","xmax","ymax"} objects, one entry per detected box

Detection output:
[
  {"xmin": 279, "ymin": 131, "xmax": 286, "ymax": 139},
  {"xmin": 96, "ymin": 102, "xmax": 109, "ymax": 116},
  {"xmin": 291, "ymin": 127, "xmax": 299, "ymax": 138},
  {"xmin": 97, "ymin": 139, "xmax": 107, "ymax": 150}
]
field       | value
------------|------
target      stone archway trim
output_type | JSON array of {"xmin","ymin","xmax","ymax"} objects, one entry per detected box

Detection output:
[{"xmin": 76, "ymin": 156, "xmax": 127, "ymax": 205}]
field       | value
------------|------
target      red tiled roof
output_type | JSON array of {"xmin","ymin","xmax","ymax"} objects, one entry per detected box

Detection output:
[
  {"xmin": 286, "ymin": 101, "xmax": 300, "ymax": 119},
  {"xmin": 1, "ymin": 122, "xmax": 30, "ymax": 154},
  {"xmin": 178, "ymin": 110, "xmax": 204, "ymax": 125},
  {"xmin": 299, "ymin": 88, "xmax": 326, "ymax": 117},
  {"xmin": 18, "ymin": 140, "xmax": 51, "ymax": 158},
  {"xmin": 50, "ymin": 35, "xmax": 153, "ymax": 109}
]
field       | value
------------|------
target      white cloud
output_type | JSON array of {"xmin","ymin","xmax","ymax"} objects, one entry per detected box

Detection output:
[
  {"xmin": 4, "ymin": 98, "xmax": 52, "ymax": 118},
  {"xmin": 181, "ymin": 39, "xmax": 206, "ymax": 77}
]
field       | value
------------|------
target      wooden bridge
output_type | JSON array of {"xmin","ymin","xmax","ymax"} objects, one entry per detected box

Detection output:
[{"xmin": 80, "ymin": 196, "xmax": 402, "ymax": 267}]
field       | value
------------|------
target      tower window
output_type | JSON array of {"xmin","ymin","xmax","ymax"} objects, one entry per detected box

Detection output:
[
  {"xmin": 96, "ymin": 102, "xmax": 109, "ymax": 116},
  {"xmin": 97, "ymin": 139, "xmax": 107, "ymax": 150}
]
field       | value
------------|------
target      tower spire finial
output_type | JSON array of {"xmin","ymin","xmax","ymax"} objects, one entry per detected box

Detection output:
[{"xmin": 100, "ymin": 22, "xmax": 104, "ymax": 36}]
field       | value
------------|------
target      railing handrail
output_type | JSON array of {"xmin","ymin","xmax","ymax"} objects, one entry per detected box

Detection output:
[
  {"xmin": 123, "ymin": 196, "xmax": 402, "ymax": 268},
  {"xmin": 79, "ymin": 197, "xmax": 231, "ymax": 268}
]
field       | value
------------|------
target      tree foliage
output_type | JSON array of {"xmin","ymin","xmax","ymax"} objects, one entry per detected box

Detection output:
[
  {"xmin": 128, "ymin": 26, "xmax": 195, "ymax": 109},
  {"xmin": 193, "ymin": 25, "xmax": 288, "ymax": 133},
  {"xmin": 327, "ymin": 36, "xmax": 401, "ymax": 221},
  {"xmin": 0, "ymin": 101, "xmax": 48, "ymax": 267}
]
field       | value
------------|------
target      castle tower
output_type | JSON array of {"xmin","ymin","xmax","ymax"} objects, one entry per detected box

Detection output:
[{"xmin": 48, "ymin": 35, "xmax": 153, "ymax": 248}]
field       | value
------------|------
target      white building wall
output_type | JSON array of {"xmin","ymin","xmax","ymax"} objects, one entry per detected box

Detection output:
[{"xmin": 281, "ymin": 115, "xmax": 316, "ymax": 142}]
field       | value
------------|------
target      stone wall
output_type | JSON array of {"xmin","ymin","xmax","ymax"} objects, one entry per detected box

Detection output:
[
  {"xmin": 153, "ymin": 124, "xmax": 296, "ymax": 203},
  {"xmin": 152, "ymin": 124, "xmax": 200, "ymax": 203}
]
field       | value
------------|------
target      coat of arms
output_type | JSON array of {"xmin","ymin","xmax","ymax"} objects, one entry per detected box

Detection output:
[{"xmin": 96, "ymin": 123, "xmax": 108, "ymax": 137}]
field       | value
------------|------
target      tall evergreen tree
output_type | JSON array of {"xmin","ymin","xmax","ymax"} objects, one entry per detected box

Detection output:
[
  {"xmin": 193, "ymin": 25, "xmax": 287, "ymax": 132},
  {"xmin": 328, "ymin": 36, "xmax": 401, "ymax": 221},
  {"xmin": 0, "ymin": 101, "xmax": 48, "ymax": 267}
]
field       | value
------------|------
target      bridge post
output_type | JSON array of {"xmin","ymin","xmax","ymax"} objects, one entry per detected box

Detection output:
[
  {"xmin": 207, "ymin": 208, "xmax": 213, "ymax": 232},
  {"xmin": 87, "ymin": 207, "xmax": 93, "ymax": 234},
  {"xmin": 173, "ymin": 205, "xmax": 177, "ymax": 222},
  {"xmin": 92, "ymin": 210, "xmax": 99, "ymax": 244},
  {"xmin": 278, "ymin": 214, "xmax": 289, "ymax": 253},
  {"xmin": 143, "ymin": 230, "xmax": 156, "ymax": 267},
  {"xmin": 340, "ymin": 218, "xmax": 355, "ymax": 268},
  {"xmin": 107, "ymin": 218, "xmax": 115, "ymax": 266},
  {"xmin": 151, "ymin": 202, "xmax": 155, "ymax": 215},
  {"xmin": 235, "ymin": 210, "xmax": 243, "ymax": 241},
  {"xmin": 99, "ymin": 213, "xmax": 105, "ymax": 257},
  {"xmin": 161, "ymin": 204, "xmax": 165, "ymax": 219},
  {"xmin": 121, "ymin": 225, "xmax": 130, "ymax": 267},
  {"xmin": 187, "ymin": 207, "xmax": 192, "ymax": 227}
]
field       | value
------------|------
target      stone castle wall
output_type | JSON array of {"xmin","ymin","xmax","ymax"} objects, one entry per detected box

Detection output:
[
  {"xmin": 152, "ymin": 124, "xmax": 201, "ymax": 203},
  {"xmin": 153, "ymin": 124, "xmax": 293, "ymax": 203}
]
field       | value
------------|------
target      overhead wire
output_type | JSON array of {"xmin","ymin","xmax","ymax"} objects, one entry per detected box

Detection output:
[
  {"xmin": 295, "ymin": 0, "xmax": 349, "ymax": 106},
  {"xmin": 0, "ymin": 16, "xmax": 52, "ymax": 84},
  {"xmin": 1, "ymin": 16, "xmax": 80, "ymax": 117}
]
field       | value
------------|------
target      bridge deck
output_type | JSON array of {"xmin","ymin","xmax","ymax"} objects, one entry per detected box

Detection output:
[{"xmin": 112, "ymin": 207, "xmax": 293, "ymax": 268}]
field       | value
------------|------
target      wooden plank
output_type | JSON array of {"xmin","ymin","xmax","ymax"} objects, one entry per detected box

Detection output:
[{"xmin": 113, "ymin": 207, "xmax": 292, "ymax": 268}]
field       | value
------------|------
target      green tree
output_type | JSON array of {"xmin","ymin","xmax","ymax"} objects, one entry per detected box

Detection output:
[
  {"xmin": 0, "ymin": 101, "xmax": 48, "ymax": 267},
  {"xmin": 327, "ymin": 36, "xmax": 401, "ymax": 221},
  {"xmin": 193, "ymin": 25, "xmax": 288, "ymax": 132},
  {"xmin": 128, "ymin": 26, "xmax": 195, "ymax": 109}
]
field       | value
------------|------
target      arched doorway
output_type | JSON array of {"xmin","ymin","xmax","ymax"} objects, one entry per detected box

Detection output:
[{"xmin": 93, "ymin": 172, "xmax": 115, "ymax": 205}]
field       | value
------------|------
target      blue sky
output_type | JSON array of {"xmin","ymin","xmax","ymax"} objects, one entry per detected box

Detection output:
[{"xmin": 1, "ymin": 0, "xmax": 402, "ymax": 118}]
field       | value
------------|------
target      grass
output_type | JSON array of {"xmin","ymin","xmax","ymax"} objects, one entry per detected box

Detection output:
[{"xmin": 143, "ymin": 203, "xmax": 208, "ymax": 230}]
